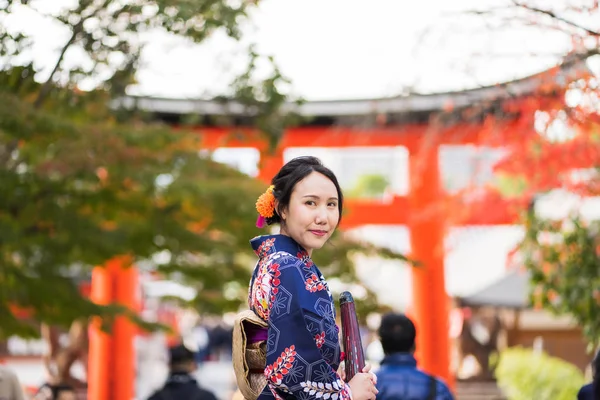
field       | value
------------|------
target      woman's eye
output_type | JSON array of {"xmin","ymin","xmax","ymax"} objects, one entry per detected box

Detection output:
[
  {"xmin": 305, "ymin": 201, "xmax": 316, "ymax": 206},
  {"xmin": 328, "ymin": 202, "xmax": 337, "ymax": 207}
]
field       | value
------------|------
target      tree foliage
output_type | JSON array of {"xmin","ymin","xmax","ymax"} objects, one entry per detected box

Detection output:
[
  {"xmin": 521, "ymin": 210, "xmax": 600, "ymax": 348},
  {"xmin": 0, "ymin": 73, "xmax": 263, "ymax": 336},
  {"xmin": 492, "ymin": 80, "xmax": 600, "ymax": 348},
  {"xmin": 0, "ymin": 1, "xmax": 410, "ymax": 338},
  {"xmin": 1, "ymin": 0, "xmax": 256, "ymax": 103},
  {"xmin": 454, "ymin": 1, "xmax": 600, "ymax": 347}
]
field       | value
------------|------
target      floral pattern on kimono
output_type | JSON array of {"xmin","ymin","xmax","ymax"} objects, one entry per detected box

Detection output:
[{"xmin": 248, "ymin": 234, "xmax": 351, "ymax": 400}]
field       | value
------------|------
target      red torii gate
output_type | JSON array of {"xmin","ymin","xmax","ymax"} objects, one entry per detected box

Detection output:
[
  {"xmin": 88, "ymin": 121, "xmax": 527, "ymax": 400},
  {"xmin": 196, "ymin": 121, "xmax": 531, "ymax": 388},
  {"xmin": 88, "ymin": 57, "xmax": 588, "ymax": 399}
]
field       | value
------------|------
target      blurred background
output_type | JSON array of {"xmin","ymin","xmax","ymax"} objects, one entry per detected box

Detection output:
[{"xmin": 0, "ymin": 0, "xmax": 599, "ymax": 399}]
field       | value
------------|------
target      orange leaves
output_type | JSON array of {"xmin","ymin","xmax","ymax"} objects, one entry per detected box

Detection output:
[
  {"xmin": 493, "ymin": 132, "xmax": 600, "ymax": 196},
  {"xmin": 96, "ymin": 167, "xmax": 108, "ymax": 182},
  {"xmin": 185, "ymin": 218, "xmax": 212, "ymax": 234},
  {"xmin": 100, "ymin": 220, "xmax": 117, "ymax": 231}
]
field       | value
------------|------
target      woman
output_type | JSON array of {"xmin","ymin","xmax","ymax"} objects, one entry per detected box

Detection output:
[
  {"xmin": 247, "ymin": 156, "xmax": 377, "ymax": 400},
  {"xmin": 578, "ymin": 351, "xmax": 600, "ymax": 400}
]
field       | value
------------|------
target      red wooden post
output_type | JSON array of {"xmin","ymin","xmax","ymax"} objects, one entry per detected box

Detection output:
[
  {"xmin": 88, "ymin": 257, "xmax": 138, "ymax": 400},
  {"xmin": 111, "ymin": 257, "xmax": 138, "ymax": 400},
  {"xmin": 87, "ymin": 266, "xmax": 112, "ymax": 400},
  {"xmin": 408, "ymin": 144, "xmax": 452, "ymax": 387}
]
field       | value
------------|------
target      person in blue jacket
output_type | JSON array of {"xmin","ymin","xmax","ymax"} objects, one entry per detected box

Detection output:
[
  {"xmin": 578, "ymin": 350, "xmax": 599, "ymax": 400},
  {"xmin": 375, "ymin": 313, "xmax": 454, "ymax": 400},
  {"xmin": 248, "ymin": 156, "xmax": 377, "ymax": 400}
]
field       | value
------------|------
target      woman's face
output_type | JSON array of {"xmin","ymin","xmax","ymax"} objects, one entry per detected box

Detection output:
[{"xmin": 279, "ymin": 171, "xmax": 340, "ymax": 255}]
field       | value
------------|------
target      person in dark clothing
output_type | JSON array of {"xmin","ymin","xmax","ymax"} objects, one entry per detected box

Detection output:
[
  {"xmin": 51, "ymin": 385, "xmax": 76, "ymax": 400},
  {"xmin": 375, "ymin": 313, "xmax": 454, "ymax": 400},
  {"xmin": 578, "ymin": 350, "xmax": 600, "ymax": 400},
  {"xmin": 33, "ymin": 383, "xmax": 76, "ymax": 400},
  {"xmin": 147, "ymin": 343, "xmax": 218, "ymax": 400}
]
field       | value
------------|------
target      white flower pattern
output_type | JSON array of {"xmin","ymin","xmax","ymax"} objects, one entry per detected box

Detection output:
[{"xmin": 300, "ymin": 379, "xmax": 349, "ymax": 400}]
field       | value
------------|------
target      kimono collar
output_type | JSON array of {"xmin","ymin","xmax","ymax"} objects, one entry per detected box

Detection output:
[{"xmin": 250, "ymin": 234, "xmax": 309, "ymax": 260}]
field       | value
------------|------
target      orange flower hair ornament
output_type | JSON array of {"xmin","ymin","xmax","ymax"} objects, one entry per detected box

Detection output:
[{"xmin": 255, "ymin": 185, "xmax": 276, "ymax": 228}]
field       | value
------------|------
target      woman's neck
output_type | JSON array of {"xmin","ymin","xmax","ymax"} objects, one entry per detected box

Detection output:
[{"xmin": 277, "ymin": 229, "xmax": 312, "ymax": 257}]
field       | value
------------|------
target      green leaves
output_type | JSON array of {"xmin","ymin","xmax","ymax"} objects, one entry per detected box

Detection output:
[
  {"xmin": 0, "ymin": 84, "xmax": 262, "ymax": 335},
  {"xmin": 494, "ymin": 347, "xmax": 585, "ymax": 400},
  {"xmin": 521, "ymin": 209, "xmax": 600, "ymax": 349},
  {"xmin": 346, "ymin": 174, "xmax": 390, "ymax": 199},
  {"xmin": 0, "ymin": 82, "xmax": 412, "ymax": 334},
  {"xmin": 229, "ymin": 46, "xmax": 304, "ymax": 151},
  {"xmin": 3, "ymin": 0, "xmax": 256, "ymax": 106},
  {"xmin": 0, "ymin": 1, "xmax": 411, "ymax": 337}
]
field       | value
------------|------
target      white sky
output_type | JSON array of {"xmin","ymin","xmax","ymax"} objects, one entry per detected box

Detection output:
[{"xmin": 3, "ymin": 0, "xmax": 577, "ymax": 100}]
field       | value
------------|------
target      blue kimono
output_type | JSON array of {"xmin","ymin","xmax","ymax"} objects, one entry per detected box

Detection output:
[{"xmin": 248, "ymin": 234, "xmax": 351, "ymax": 400}]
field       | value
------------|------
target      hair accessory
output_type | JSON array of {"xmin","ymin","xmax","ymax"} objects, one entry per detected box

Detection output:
[{"xmin": 255, "ymin": 185, "xmax": 275, "ymax": 228}]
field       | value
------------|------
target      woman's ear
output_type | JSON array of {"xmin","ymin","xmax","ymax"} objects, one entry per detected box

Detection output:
[{"xmin": 275, "ymin": 200, "xmax": 286, "ymax": 221}]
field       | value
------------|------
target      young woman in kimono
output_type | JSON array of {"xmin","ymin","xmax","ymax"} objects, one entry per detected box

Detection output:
[{"xmin": 248, "ymin": 156, "xmax": 378, "ymax": 400}]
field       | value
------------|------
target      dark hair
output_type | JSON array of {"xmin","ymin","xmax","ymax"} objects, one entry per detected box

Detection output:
[
  {"xmin": 169, "ymin": 343, "xmax": 195, "ymax": 366},
  {"xmin": 266, "ymin": 156, "xmax": 343, "ymax": 226},
  {"xmin": 50, "ymin": 384, "xmax": 75, "ymax": 399},
  {"xmin": 378, "ymin": 313, "xmax": 417, "ymax": 355}
]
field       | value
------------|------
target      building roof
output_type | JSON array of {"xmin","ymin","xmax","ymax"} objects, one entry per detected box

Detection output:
[
  {"xmin": 117, "ymin": 55, "xmax": 590, "ymax": 121},
  {"xmin": 460, "ymin": 269, "xmax": 530, "ymax": 309}
]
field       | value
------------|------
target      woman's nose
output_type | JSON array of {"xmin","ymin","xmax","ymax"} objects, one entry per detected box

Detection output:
[{"xmin": 315, "ymin": 207, "xmax": 328, "ymax": 223}]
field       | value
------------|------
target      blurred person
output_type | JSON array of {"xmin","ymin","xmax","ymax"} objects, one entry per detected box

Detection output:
[
  {"xmin": 233, "ymin": 156, "xmax": 377, "ymax": 400},
  {"xmin": 578, "ymin": 350, "xmax": 600, "ymax": 400},
  {"xmin": 146, "ymin": 343, "xmax": 218, "ymax": 400},
  {"xmin": 32, "ymin": 383, "xmax": 77, "ymax": 400},
  {"xmin": 32, "ymin": 383, "xmax": 53, "ymax": 400},
  {"xmin": 0, "ymin": 364, "xmax": 25, "ymax": 400},
  {"xmin": 192, "ymin": 323, "xmax": 210, "ymax": 363},
  {"xmin": 376, "ymin": 313, "xmax": 454, "ymax": 400},
  {"xmin": 51, "ymin": 385, "xmax": 76, "ymax": 400},
  {"xmin": 208, "ymin": 322, "xmax": 232, "ymax": 361},
  {"xmin": 32, "ymin": 383, "xmax": 76, "ymax": 400}
]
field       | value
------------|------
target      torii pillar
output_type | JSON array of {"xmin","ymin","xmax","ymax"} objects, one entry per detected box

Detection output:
[
  {"xmin": 407, "ymin": 144, "xmax": 450, "ymax": 384},
  {"xmin": 88, "ymin": 257, "xmax": 138, "ymax": 400}
]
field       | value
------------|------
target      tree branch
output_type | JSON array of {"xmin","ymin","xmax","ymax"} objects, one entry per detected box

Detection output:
[
  {"xmin": 33, "ymin": 29, "xmax": 79, "ymax": 109},
  {"xmin": 511, "ymin": 1, "xmax": 600, "ymax": 36},
  {"xmin": 33, "ymin": 0, "xmax": 112, "ymax": 108},
  {"xmin": 462, "ymin": 6, "xmax": 510, "ymax": 16}
]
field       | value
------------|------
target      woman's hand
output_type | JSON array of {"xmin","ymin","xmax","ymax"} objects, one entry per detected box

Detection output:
[
  {"xmin": 347, "ymin": 364, "xmax": 378, "ymax": 400},
  {"xmin": 361, "ymin": 363, "xmax": 378, "ymax": 385}
]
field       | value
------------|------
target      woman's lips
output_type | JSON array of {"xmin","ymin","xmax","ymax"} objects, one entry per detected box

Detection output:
[{"xmin": 310, "ymin": 230, "xmax": 327, "ymax": 237}]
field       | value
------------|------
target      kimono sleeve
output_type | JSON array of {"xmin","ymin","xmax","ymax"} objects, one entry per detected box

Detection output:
[{"xmin": 264, "ymin": 257, "xmax": 351, "ymax": 400}]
